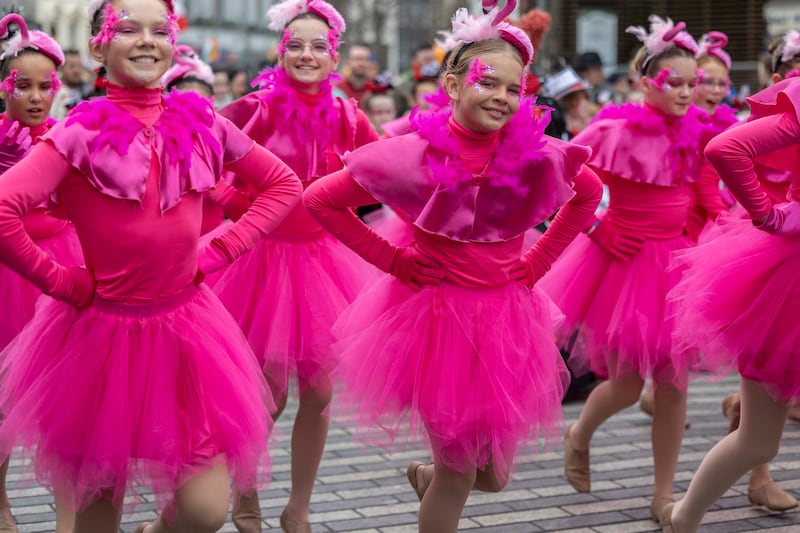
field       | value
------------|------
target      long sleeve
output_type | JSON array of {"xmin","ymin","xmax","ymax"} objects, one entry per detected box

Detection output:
[
  {"xmin": 524, "ymin": 166, "xmax": 603, "ymax": 279},
  {"xmin": 692, "ymin": 162, "xmax": 728, "ymax": 219},
  {"xmin": 206, "ymin": 180, "xmax": 253, "ymax": 222},
  {"xmin": 705, "ymin": 112, "xmax": 800, "ymax": 220},
  {"xmin": 211, "ymin": 145, "xmax": 303, "ymax": 261},
  {"xmin": 304, "ymin": 168, "xmax": 400, "ymax": 272},
  {"xmin": 0, "ymin": 142, "xmax": 76, "ymax": 298}
]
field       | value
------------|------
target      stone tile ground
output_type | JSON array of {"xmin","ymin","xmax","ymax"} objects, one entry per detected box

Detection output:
[{"xmin": 8, "ymin": 375, "xmax": 800, "ymax": 532}]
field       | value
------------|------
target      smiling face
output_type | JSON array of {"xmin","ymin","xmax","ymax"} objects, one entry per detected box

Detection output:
[
  {"xmin": 90, "ymin": 0, "xmax": 174, "ymax": 89},
  {"xmin": 641, "ymin": 55, "xmax": 698, "ymax": 117},
  {"xmin": 277, "ymin": 17, "xmax": 340, "ymax": 94},
  {"xmin": 694, "ymin": 57, "xmax": 729, "ymax": 114},
  {"xmin": 444, "ymin": 50, "xmax": 523, "ymax": 134},
  {"xmin": 1, "ymin": 53, "xmax": 59, "ymax": 127}
]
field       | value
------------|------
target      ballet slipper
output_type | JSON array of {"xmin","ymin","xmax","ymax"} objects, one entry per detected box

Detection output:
[
  {"xmin": 406, "ymin": 461, "xmax": 429, "ymax": 501},
  {"xmin": 134, "ymin": 523, "xmax": 150, "ymax": 533},
  {"xmin": 233, "ymin": 492, "xmax": 262, "ymax": 533},
  {"xmin": 640, "ymin": 387, "xmax": 655, "ymax": 416},
  {"xmin": 748, "ymin": 482, "xmax": 799, "ymax": 511},
  {"xmin": 0, "ymin": 506, "xmax": 16, "ymax": 533},
  {"xmin": 280, "ymin": 508, "xmax": 311, "ymax": 533},
  {"xmin": 721, "ymin": 393, "xmax": 741, "ymax": 433},
  {"xmin": 650, "ymin": 496, "xmax": 674, "ymax": 525},
  {"xmin": 564, "ymin": 424, "xmax": 590, "ymax": 493},
  {"xmin": 659, "ymin": 502, "xmax": 680, "ymax": 533}
]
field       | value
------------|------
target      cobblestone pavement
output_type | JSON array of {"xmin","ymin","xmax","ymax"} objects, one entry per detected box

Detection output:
[{"xmin": 8, "ymin": 375, "xmax": 800, "ymax": 532}]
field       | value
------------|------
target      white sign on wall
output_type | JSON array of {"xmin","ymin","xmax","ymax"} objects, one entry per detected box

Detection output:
[{"xmin": 576, "ymin": 10, "xmax": 618, "ymax": 70}]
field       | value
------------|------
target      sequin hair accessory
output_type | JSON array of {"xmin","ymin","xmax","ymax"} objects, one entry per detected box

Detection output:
[
  {"xmin": 89, "ymin": 0, "xmax": 175, "ymax": 19},
  {"xmin": 266, "ymin": 0, "xmax": 345, "ymax": 38},
  {"xmin": 626, "ymin": 15, "xmax": 698, "ymax": 72},
  {"xmin": 696, "ymin": 31, "xmax": 731, "ymax": 70},
  {"xmin": 161, "ymin": 45, "xmax": 214, "ymax": 88},
  {"xmin": 437, "ymin": 0, "xmax": 534, "ymax": 66},
  {"xmin": 0, "ymin": 13, "xmax": 65, "ymax": 67},
  {"xmin": 780, "ymin": 30, "xmax": 800, "ymax": 63}
]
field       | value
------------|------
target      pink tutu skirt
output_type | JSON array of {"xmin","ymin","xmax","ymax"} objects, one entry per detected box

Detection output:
[
  {"xmin": 538, "ymin": 233, "xmax": 694, "ymax": 390},
  {"xmin": 211, "ymin": 230, "xmax": 372, "ymax": 396},
  {"xmin": 669, "ymin": 219, "xmax": 800, "ymax": 403},
  {"xmin": 331, "ymin": 277, "xmax": 569, "ymax": 480},
  {"xmin": 0, "ymin": 224, "xmax": 82, "ymax": 349},
  {"xmin": 0, "ymin": 284, "xmax": 273, "ymax": 512}
]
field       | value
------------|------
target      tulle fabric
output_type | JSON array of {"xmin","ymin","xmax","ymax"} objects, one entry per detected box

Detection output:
[
  {"xmin": 331, "ymin": 276, "xmax": 569, "ymax": 481},
  {"xmin": 669, "ymin": 218, "xmax": 800, "ymax": 403},
  {"xmin": 0, "ymin": 284, "xmax": 273, "ymax": 513},
  {"xmin": 0, "ymin": 224, "xmax": 82, "ymax": 348},
  {"xmin": 211, "ymin": 231, "xmax": 372, "ymax": 396},
  {"xmin": 538, "ymin": 233, "xmax": 694, "ymax": 390}
]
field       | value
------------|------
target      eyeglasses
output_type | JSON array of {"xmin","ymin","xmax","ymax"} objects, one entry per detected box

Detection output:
[
  {"xmin": 698, "ymin": 79, "xmax": 730, "ymax": 90},
  {"xmin": 283, "ymin": 39, "xmax": 332, "ymax": 58}
]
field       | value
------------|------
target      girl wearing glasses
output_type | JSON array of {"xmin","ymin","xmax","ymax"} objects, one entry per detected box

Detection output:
[{"xmin": 212, "ymin": 1, "xmax": 378, "ymax": 531}]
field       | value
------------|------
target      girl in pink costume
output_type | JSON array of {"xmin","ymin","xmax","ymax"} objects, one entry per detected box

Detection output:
[
  {"xmin": 661, "ymin": 64, "xmax": 800, "ymax": 533},
  {"xmin": 211, "ymin": 1, "xmax": 377, "ymax": 531},
  {"xmin": 537, "ymin": 16, "xmax": 705, "ymax": 526},
  {"xmin": 0, "ymin": 0, "xmax": 302, "ymax": 531},
  {"xmin": 304, "ymin": 2, "xmax": 602, "ymax": 530},
  {"xmin": 0, "ymin": 14, "xmax": 82, "ymax": 533}
]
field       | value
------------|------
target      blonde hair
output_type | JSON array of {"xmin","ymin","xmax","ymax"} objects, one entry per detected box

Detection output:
[
  {"xmin": 443, "ymin": 39, "xmax": 522, "ymax": 80},
  {"xmin": 633, "ymin": 44, "xmax": 695, "ymax": 77}
]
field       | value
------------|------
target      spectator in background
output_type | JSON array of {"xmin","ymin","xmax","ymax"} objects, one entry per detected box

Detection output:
[
  {"xmin": 336, "ymin": 42, "xmax": 372, "ymax": 105},
  {"xmin": 575, "ymin": 51, "xmax": 606, "ymax": 103},
  {"xmin": 364, "ymin": 92, "xmax": 397, "ymax": 136},
  {"xmin": 542, "ymin": 66, "xmax": 597, "ymax": 140},
  {"xmin": 50, "ymin": 49, "xmax": 91, "ymax": 119},
  {"xmin": 597, "ymin": 71, "xmax": 630, "ymax": 106},
  {"xmin": 212, "ymin": 68, "xmax": 232, "ymax": 108},
  {"xmin": 229, "ymin": 68, "xmax": 251, "ymax": 100}
]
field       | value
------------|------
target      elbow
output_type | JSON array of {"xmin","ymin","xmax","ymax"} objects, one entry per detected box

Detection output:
[
  {"xmin": 705, "ymin": 133, "xmax": 748, "ymax": 168},
  {"xmin": 302, "ymin": 180, "xmax": 324, "ymax": 218},
  {"xmin": 575, "ymin": 165, "xmax": 603, "ymax": 206}
]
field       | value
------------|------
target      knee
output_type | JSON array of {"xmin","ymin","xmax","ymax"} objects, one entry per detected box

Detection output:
[
  {"xmin": 176, "ymin": 493, "xmax": 230, "ymax": 532},
  {"xmin": 616, "ymin": 382, "xmax": 645, "ymax": 407},
  {"xmin": 300, "ymin": 382, "xmax": 333, "ymax": 412},
  {"xmin": 478, "ymin": 474, "xmax": 508, "ymax": 493},
  {"xmin": 434, "ymin": 465, "xmax": 477, "ymax": 494}
]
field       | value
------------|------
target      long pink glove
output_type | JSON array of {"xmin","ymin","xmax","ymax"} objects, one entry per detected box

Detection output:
[
  {"xmin": 0, "ymin": 120, "xmax": 32, "ymax": 173},
  {"xmin": 754, "ymin": 201, "xmax": 800, "ymax": 235},
  {"xmin": 206, "ymin": 179, "xmax": 253, "ymax": 222},
  {"xmin": 705, "ymin": 111, "xmax": 800, "ymax": 222},
  {"xmin": 304, "ymin": 169, "xmax": 444, "ymax": 288},
  {"xmin": 583, "ymin": 218, "xmax": 645, "ymax": 260},
  {"xmin": 510, "ymin": 165, "xmax": 603, "ymax": 286},
  {"xmin": 202, "ymin": 145, "xmax": 302, "ymax": 267}
]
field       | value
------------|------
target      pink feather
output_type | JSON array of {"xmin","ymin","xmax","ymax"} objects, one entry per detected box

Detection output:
[
  {"xmin": 0, "ymin": 13, "xmax": 64, "ymax": 67},
  {"xmin": 782, "ymin": 30, "xmax": 800, "ymax": 63},
  {"xmin": 266, "ymin": 0, "xmax": 345, "ymax": 36},
  {"xmin": 696, "ymin": 31, "xmax": 731, "ymax": 69},
  {"xmin": 626, "ymin": 15, "xmax": 698, "ymax": 60}
]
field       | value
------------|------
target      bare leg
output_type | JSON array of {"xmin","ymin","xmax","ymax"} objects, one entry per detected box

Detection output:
[
  {"xmin": 418, "ymin": 464, "xmax": 475, "ymax": 533},
  {"xmin": 145, "ymin": 461, "xmax": 231, "ymax": 533},
  {"xmin": 282, "ymin": 376, "xmax": 333, "ymax": 525},
  {"xmin": 0, "ymin": 458, "xmax": 16, "ymax": 532},
  {"xmin": 651, "ymin": 382, "xmax": 686, "ymax": 500},
  {"xmin": 570, "ymin": 372, "xmax": 645, "ymax": 449},
  {"xmin": 73, "ymin": 498, "xmax": 121, "ymax": 533},
  {"xmin": 671, "ymin": 378, "xmax": 788, "ymax": 532}
]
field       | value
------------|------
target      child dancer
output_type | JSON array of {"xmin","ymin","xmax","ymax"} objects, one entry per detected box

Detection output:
[
  {"xmin": 0, "ymin": 14, "xmax": 82, "ymax": 533},
  {"xmin": 304, "ymin": 2, "xmax": 602, "ymax": 531},
  {"xmin": 0, "ymin": 0, "xmax": 302, "ymax": 532},
  {"xmin": 661, "ymin": 66, "xmax": 800, "ymax": 533},
  {"xmin": 212, "ymin": 1, "xmax": 377, "ymax": 531},
  {"xmin": 537, "ymin": 16, "xmax": 705, "ymax": 526}
]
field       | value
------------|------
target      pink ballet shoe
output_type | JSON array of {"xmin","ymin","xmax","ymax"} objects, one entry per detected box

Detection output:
[
  {"xmin": 564, "ymin": 424, "xmax": 590, "ymax": 493},
  {"xmin": 233, "ymin": 492, "xmax": 263, "ymax": 533},
  {"xmin": 0, "ymin": 506, "xmax": 16, "ymax": 533},
  {"xmin": 406, "ymin": 461, "xmax": 430, "ymax": 501},
  {"xmin": 650, "ymin": 496, "xmax": 674, "ymax": 525},
  {"xmin": 748, "ymin": 482, "xmax": 799, "ymax": 511},
  {"xmin": 280, "ymin": 508, "xmax": 311, "ymax": 533}
]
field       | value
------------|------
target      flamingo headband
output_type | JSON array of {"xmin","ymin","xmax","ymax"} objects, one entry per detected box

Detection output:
[
  {"xmin": 626, "ymin": 15, "xmax": 698, "ymax": 72},
  {"xmin": 696, "ymin": 31, "xmax": 731, "ymax": 70},
  {"xmin": 0, "ymin": 13, "xmax": 65, "ymax": 67},
  {"xmin": 89, "ymin": 0, "xmax": 175, "ymax": 19},
  {"xmin": 161, "ymin": 45, "xmax": 214, "ymax": 88},
  {"xmin": 437, "ymin": 0, "xmax": 534, "ymax": 66},
  {"xmin": 266, "ymin": 0, "xmax": 345, "ymax": 36}
]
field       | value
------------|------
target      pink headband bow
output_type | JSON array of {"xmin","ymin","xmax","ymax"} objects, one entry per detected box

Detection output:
[
  {"xmin": 266, "ymin": 0, "xmax": 346, "ymax": 36},
  {"xmin": 696, "ymin": 31, "xmax": 731, "ymax": 70},
  {"xmin": 438, "ymin": 0, "xmax": 534, "ymax": 66},
  {"xmin": 0, "ymin": 14, "xmax": 65, "ymax": 67},
  {"xmin": 781, "ymin": 30, "xmax": 800, "ymax": 63},
  {"xmin": 161, "ymin": 45, "xmax": 214, "ymax": 88},
  {"xmin": 89, "ymin": 0, "xmax": 175, "ymax": 19},
  {"xmin": 626, "ymin": 15, "xmax": 698, "ymax": 68}
]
